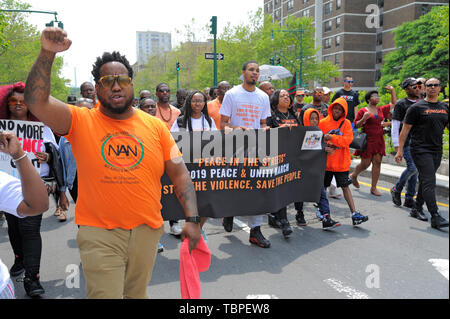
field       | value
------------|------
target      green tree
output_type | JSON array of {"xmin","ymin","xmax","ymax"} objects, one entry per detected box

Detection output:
[
  {"xmin": 0, "ymin": 0, "xmax": 70, "ymax": 101},
  {"xmin": 378, "ymin": 5, "xmax": 449, "ymax": 88}
]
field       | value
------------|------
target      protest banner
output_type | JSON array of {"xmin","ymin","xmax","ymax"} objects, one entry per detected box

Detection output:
[
  {"xmin": 161, "ymin": 126, "xmax": 326, "ymax": 220},
  {"xmin": 0, "ymin": 119, "xmax": 45, "ymax": 177}
]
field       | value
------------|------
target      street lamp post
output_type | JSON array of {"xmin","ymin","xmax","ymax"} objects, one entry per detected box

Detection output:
[
  {"xmin": 0, "ymin": 9, "xmax": 63, "ymax": 29},
  {"xmin": 271, "ymin": 27, "xmax": 304, "ymax": 90}
]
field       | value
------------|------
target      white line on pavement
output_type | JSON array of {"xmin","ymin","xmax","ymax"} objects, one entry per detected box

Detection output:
[
  {"xmin": 324, "ymin": 278, "xmax": 370, "ymax": 299},
  {"xmin": 429, "ymin": 259, "xmax": 449, "ymax": 280},
  {"xmin": 234, "ymin": 218, "xmax": 251, "ymax": 233}
]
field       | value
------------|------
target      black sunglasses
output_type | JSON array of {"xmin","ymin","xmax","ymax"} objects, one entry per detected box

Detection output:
[
  {"xmin": 158, "ymin": 89, "xmax": 170, "ymax": 93},
  {"xmin": 425, "ymin": 83, "xmax": 441, "ymax": 88}
]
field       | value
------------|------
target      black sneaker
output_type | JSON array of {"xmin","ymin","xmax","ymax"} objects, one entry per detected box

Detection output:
[
  {"xmin": 24, "ymin": 275, "xmax": 45, "ymax": 298},
  {"xmin": 268, "ymin": 214, "xmax": 282, "ymax": 228},
  {"xmin": 10, "ymin": 257, "xmax": 24, "ymax": 277},
  {"xmin": 403, "ymin": 198, "xmax": 415, "ymax": 208},
  {"xmin": 280, "ymin": 219, "xmax": 293, "ymax": 238},
  {"xmin": 322, "ymin": 215, "xmax": 341, "ymax": 230},
  {"xmin": 352, "ymin": 212, "xmax": 369, "ymax": 226},
  {"xmin": 390, "ymin": 187, "xmax": 401, "ymax": 206},
  {"xmin": 295, "ymin": 211, "xmax": 307, "ymax": 226},
  {"xmin": 249, "ymin": 226, "xmax": 271, "ymax": 248},
  {"xmin": 430, "ymin": 213, "xmax": 449, "ymax": 230},
  {"xmin": 410, "ymin": 208, "xmax": 428, "ymax": 221},
  {"xmin": 222, "ymin": 217, "xmax": 234, "ymax": 232}
]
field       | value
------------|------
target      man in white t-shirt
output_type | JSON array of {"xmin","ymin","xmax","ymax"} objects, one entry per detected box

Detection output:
[
  {"xmin": 219, "ymin": 60, "xmax": 272, "ymax": 248},
  {"xmin": 0, "ymin": 131, "xmax": 49, "ymax": 299}
]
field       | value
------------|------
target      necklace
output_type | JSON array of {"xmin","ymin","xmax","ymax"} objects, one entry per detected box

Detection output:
[
  {"xmin": 278, "ymin": 109, "xmax": 290, "ymax": 120},
  {"xmin": 157, "ymin": 103, "xmax": 172, "ymax": 122}
]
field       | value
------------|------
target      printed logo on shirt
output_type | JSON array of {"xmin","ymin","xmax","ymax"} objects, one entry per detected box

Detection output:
[
  {"xmin": 424, "ymin": 109, "xmax": 448, "ymax": 115},
  {"xmin": 101, "ymin": 132, "xmax": 144, "ymax": 170}
]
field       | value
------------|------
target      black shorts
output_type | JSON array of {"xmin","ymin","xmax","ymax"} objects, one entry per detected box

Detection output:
[{"xmin": 324, "ymin": 171, "xmax": 352, "ymax": 188}]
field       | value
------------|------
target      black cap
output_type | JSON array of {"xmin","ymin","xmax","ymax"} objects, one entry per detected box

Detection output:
[
  {"xmin": 67, "ymin": 95, "xmax": 77, "ymax": 105},
  {"xmin": 401, "ymin": 77, "xmax": 417, "ymax": 89}
]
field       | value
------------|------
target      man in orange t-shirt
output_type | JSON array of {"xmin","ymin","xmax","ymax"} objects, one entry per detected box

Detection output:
[
  {"xmin": 207, "ymin": 81, "xmax": 230, "ymax": 129},
  {"xmin": 24, "ymin": 27, "xmax": 201, "ymax": 299}
]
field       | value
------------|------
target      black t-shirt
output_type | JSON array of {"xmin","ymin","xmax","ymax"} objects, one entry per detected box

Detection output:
[
  {"xmin": 266, "ymin": 109, "xmax": 300, "ymax": 128},
  {"xmin": 299, "ymin": 103, "xmax": 328, "ymax": 125},
  {"xmin": 293, "ymin": 102, "xmax": 306, "ymax": 115},
  {"xmin": 392, "ymin": 98, "xmax": 418, "ymax": 146},
  {"xmin": 404, "ymin": 100, "xmax": 449, "ymax": 154},
  {"xmin": 331, "ymin": 89, "xmax": 360, "ymax": 122}
]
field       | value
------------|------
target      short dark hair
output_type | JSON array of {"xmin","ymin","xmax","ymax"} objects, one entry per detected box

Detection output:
[
  {"xmin": 242, "ymin": 60, "xmax": 259, "ymax": 71},
  {"xmin": 91, "ymin": 52, "xmax": 133, "ymax": 84},
  {"xmin": 365, "ymin": 90, "xmax": 379, "ymax": 103},
  {"xmin": 344, "ymin": 75, "xmax": 353, "ymax": 80}
]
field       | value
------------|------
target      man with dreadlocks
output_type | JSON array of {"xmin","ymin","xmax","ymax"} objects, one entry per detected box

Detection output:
[{"xmin": 24, "ymin": 27, "xmax": 201, "ymax": 299}]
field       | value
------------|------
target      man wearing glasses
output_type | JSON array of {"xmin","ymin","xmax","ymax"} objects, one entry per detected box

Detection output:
[
  {"xmin": 23, "ymin": 27, "xmax": 201, "ymax": 299},
  {"xmin": 390, "ymin": 78, "xmax": 420, "ymax": 213},
  {"xmin": 331, "ymin": 75, "xmax": 360, "ymax": 127},
  {"xmin": 155, "ymin": 83, "xmax": 181, "ymax": 130},
  {"xmin": 395, "ymin": 78, "xmax": 449, "ymax": 230}
]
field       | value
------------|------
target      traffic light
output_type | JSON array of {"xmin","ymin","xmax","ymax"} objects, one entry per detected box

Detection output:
[
  {"xmin": 45, "ymin": 21, "xmax": 54, "ymax": 27},
  {"xmin": 176, "ymin": 62, "xmax": 180, "ymax": 71},
  {"xmin": 270, "ymin": 57, "xmax": 275, "ymax": 65},
  {"xmin": 275, "ymin": 57, "xmax": 281, "ymax": 66},
  {"xmin": 45, "ymin": 20, "xmax": 64, "ymax": 29},
  {"xmin": 210, "ymin": 16, "xmax": 217, "ymax": 35}
]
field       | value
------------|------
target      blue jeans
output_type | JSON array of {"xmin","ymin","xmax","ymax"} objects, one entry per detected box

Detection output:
[
  {"xmin": 394, "ymin": 146, "xmax": 418, "ymax": 199},
  {"xmin": 295, "ymin": 186, "xmax": 331, "ymax": 216}
]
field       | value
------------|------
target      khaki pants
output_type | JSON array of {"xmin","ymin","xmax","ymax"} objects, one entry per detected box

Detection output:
[{"xmin": 76, "ymin": 224, "xmax": 163, "ymax": 299}]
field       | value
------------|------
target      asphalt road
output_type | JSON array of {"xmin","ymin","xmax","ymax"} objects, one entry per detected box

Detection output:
[{"xmin": 0, "ymin": 175, "xmax": 448, "ymax": 300}]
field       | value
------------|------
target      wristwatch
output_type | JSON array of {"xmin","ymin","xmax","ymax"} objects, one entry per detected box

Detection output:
[{"xmin": 186, "ymin": 216, "xmax": 201, "ymax": 224}]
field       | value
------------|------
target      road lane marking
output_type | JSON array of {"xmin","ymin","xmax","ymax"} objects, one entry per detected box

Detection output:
[
  {"xmin": 324, "ymin": 278, "xmax": 370, "ymax": 299},
  {"xmin": 357, "ymin": 181, "xmax": 449, "ymax": 208},
  {"xmin": 429, "ymin": 259, "xmax": 449, "ymax": 280}
]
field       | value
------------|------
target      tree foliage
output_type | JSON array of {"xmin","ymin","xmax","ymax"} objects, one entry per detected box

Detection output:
[
  {"xmin": 0, "ymin": 0, "xmax": 70, "ymax": 101},
  {"xmin": 134, "ymin": 9, "xmax": 339, "ymax": 94},
  {"xmin": 378, "ymin": 5, "xmax": 449, "ymax": 88}
]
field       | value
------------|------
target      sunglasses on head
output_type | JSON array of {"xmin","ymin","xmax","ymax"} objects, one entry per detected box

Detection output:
[
  {"xmin": 99, "ymin": 75, "xmax": 132, "ymax": 89},
  {"xmin": 426, "ymin": 83, "xmax": 441, "ymax": 88}
]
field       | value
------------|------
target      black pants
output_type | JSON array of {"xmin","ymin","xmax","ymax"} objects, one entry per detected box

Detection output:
[
  {"xmin": 411, "ymin": 151, "xmax": 442, "ymax": 214},
  {"xmin": 5, "ymin": 213, "xmax": 43, "ymax": 278}
]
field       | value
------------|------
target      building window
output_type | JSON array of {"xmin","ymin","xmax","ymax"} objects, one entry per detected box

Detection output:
[
  {"xmin": 274, "ymin": 0, "xmax": 278, "ymax": 5},
  {"xmin": 421, "ymin": 4, "xmax": 431, "ymax": 15},
  {"xmin": 275, "ymin": 9, "xmax": 280, "ymax": 18},
  {"xmin": 378, "ymin": 0, "xmax": 384, "ymax": 8},
  {"xmin": 335, "ymin": 35, "xmax": 341, "ymax": 47},
  {"xmin": 376, "ymin": 33, "xmax": 383, "ymax": 45},
  {"xmin": 324, "ymin": 2, "xmax": 332, "ymax": 15},
  {"xmin": 287, "ymin": 0, "xmax": 294, "ymax": 10},
  {"xmin": 336, "ymin": 17, "xmax": 341, "ymax": 29},
  {"xmin": 325, "ymin": 20, "xmax": 332, "ymax": 32},
  {"xmin": 323, "ymin": 55, "xmax": 331, "ymax": 62},
  {"xmin": 376, "ymin": 51, "xmax": 383, "ymax": 64},
  {"xmin": 335, "ymin": 54, "xmax": 340, "ymax": 65},
  {"xmin": 336, "ymin": 0, "xmax": 342, "ymax": 10},
  {"xmin": 303, "ymin": 0, "xmax": 309, "ymax": 3},
  {"xmin": 302, "ymin": 9, "xmax": 310, "ymax": 17},
  {"xmin": 324, "ymin": 38, "xmax": 331, "ymax": 49}
]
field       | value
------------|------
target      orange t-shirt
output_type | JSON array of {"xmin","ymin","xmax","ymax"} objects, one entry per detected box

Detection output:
[
  {"xmin": 155, "ymin": 104, "xmax": 181, "ymax": 129},
  {"xmin": 207, "ymin": 98, "xmax": 222, "ymax": 130},
  {"xmin": 65, "ymin": 104, "xmax": 181, "ymax": 230}
]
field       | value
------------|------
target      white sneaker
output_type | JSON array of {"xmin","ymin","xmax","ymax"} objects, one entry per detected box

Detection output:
[{"xmin": 170, "ymin": 223, "xmax": 182, "ymax": 236}]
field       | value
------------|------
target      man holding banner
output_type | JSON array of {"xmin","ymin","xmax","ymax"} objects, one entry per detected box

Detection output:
[
  {"xmin": 23, "ymin": 27, "xmax": 201, "ymax": 299},
  {"xmin": 219, "ymin": 60, "xmax": 272, "ymax": 248}
]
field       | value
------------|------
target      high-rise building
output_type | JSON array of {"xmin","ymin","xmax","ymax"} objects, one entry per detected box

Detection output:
[
  {"xmin": 136, "ymin": 31, "xmax": 172, "ymax": 66},
  {"xmin": 264, "ymin": 0, "xmax": 447, "ymax": 90}
]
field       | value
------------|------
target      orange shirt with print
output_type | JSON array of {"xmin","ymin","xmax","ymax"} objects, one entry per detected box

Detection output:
[
  {"xmin": 155, "ymin": 104, "xmax": 181, "ymax": 129},
  {"xmin": 207, "ymin": 98, "xmax": 222, "ymax": 130},
  {"xmin": 65, "ymin": 105, "xmax": 181, "ymax": 230}
]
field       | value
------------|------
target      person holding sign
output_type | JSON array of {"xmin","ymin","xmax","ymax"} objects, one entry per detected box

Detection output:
[
  {"xmin": 23, "ymin": 27, "xmax": 201, "ymax": 299},
  {"xmin": 0, "ymin": 131, "xmax": 49, "ymax": 299},
  {"xmin": 219, "ymin": 60, "xmax": 272, "ymax": 248}
]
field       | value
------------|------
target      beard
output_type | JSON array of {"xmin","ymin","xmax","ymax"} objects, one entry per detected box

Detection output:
[
  {"xmin": 245, "ymin": 79, "xmax": 257, "ymax": 86},
  {"xmin": 99, "ymin": 95, "xmax": 135, "ymax": 114}
]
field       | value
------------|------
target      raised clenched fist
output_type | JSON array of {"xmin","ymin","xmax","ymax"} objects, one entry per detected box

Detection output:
[{"xmin": 41, "ymin": 27, "xmax": 72, "ymax": 53}]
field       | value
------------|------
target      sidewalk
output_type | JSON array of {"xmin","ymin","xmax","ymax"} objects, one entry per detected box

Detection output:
[{"xmin": 350, "ymin": 159, "xmax": 449, "ymax": 198}]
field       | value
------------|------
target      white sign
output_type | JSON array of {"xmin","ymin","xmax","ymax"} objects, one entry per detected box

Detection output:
[
  {"xmin": 0, "ymin": 120, "xmax": 45, "ymax": 177},
  {"xmin": 301, "ymin": 131, "xmax": 323, "ymax": 150}
]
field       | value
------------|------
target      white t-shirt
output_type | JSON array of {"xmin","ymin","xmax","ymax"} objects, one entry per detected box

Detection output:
[
  {"xmin": 0, "ymin": 171, "xmax": 24, "ymax": 218},
  {"xmin": 220, "ymin": 85, "xmax": 271, "ymax": 129},
  {"xmin": 170, "ymin": 115, "xmax": 217, "ymax": 132}
]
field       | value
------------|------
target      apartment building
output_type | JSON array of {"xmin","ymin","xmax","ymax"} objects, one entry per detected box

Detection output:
[
  {"xmin": 136, "ymin": 31, "xmax": 172, "ymax": 66},
  {"xmin": 264, "ymin": 0, "xmax": 447, "ymax": 90}
]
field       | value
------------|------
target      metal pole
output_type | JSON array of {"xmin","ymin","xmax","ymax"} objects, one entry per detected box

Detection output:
[
  {"xmin": 299, "ymin": 28, "xmax": 303, "ymax": 89},
  {"xmin": 213, "ymin": 32, "xmax": 217, "ymax": 87}
]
